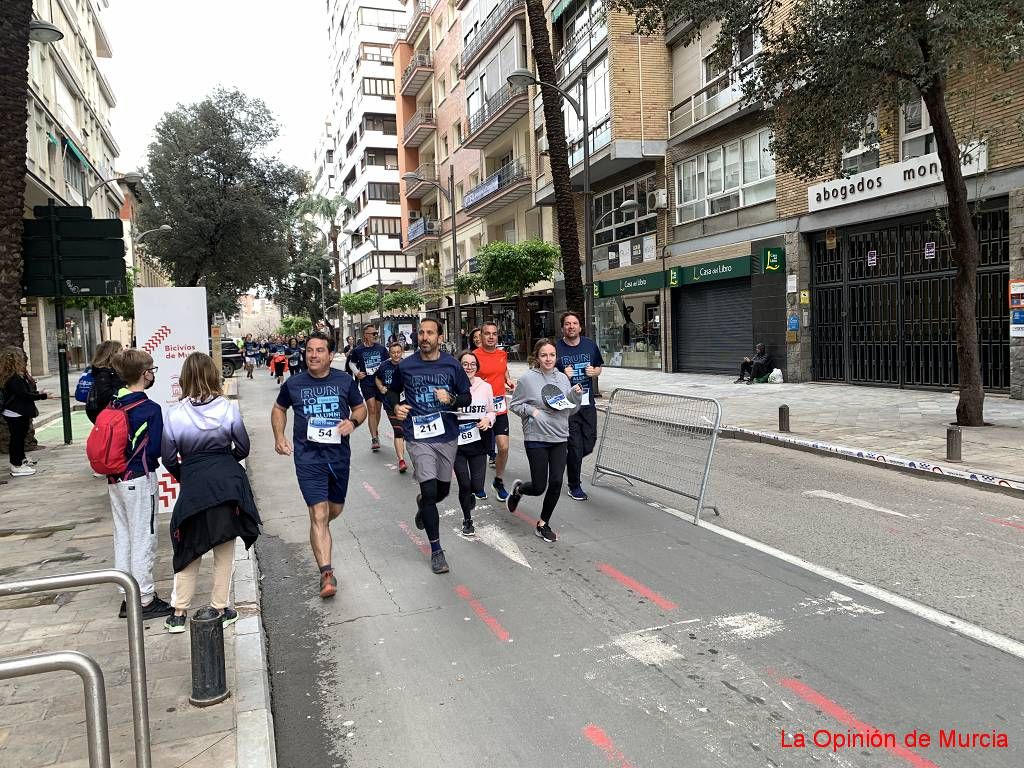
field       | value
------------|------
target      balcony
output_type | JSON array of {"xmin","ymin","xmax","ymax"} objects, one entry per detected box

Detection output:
[
  {"xmin": 415, "ymin": 270, "xmax": 442, "ymax": 292},
  {"xmin": 401, "ymin": 52, "xmax": 433, "ymax": 96},
  {"xmin": 553, "ymin": 14, "xmax": 607, "ymax": 82},
  {"xmin": 668, "ymin": 54, "xmax": 760, "ymax": 142},
  {"xmin": 407, "ymin": 0, "xmax": 435, "ymax": 42},
  {"xmin": 464, "ymin": 83, "xmax": 529, "ymax": 148},
  {"xmin": 405, "ymin": 217, "xmax": 442, "ymax": 253},
  {"xmin": 405, "ymin": 163, "xmax": 437, "ymax": 199},
  {"xmin": 463, "ymin": 160, "xmax": 531, "ymax": 216},
  {"xmin": 403, "ymin": 108, "xmax": 436, "ymax": 147},
  {"xmin": 460, "ymin": 0, "xmax": 526, "ymax": 74}
]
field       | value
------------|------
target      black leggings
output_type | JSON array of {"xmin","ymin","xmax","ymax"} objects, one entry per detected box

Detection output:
[
  {"xmin": 4, "ymin": 415, "xmax": 28, "ymax": 467},
  {"xmin": 454, "ymin": 452, "xmax": 487, "ymax": 519},
  {"xmin": 417, "ymin": 478, "xmax": 452, "ymax": 542},
  {"xmin": 521, "ymin": 442, "xmax": 568, "ymax": 524}
]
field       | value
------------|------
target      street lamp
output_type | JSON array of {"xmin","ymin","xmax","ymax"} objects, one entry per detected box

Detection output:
[
  {"xmin": 134, "ymin": 224, "xmax": 172, "ymax": 244},
  {"xmin": 343, "ymin": 226, "xmax": 387, "ymax": 325},
  {"xmin": 401, "ymin": 165, "xmax": 460, "ymax": 344},
  {"xmin": 299, "ymin": 271, "xmax": 327, "ymax": 322},
  {"xmin": 86, "ymin": 171, "xmax": 143, "ymax": 202},
  {"xmin": 594, "ymin": 198, "xmax": 639, "ymax": 230},
  {"xmin": 29, "ymin": 19, "xmax": 64, "ymax": 43},
  {"xmin": 508, "ymin": 67, "xmax": 595, "ymax": 339}
]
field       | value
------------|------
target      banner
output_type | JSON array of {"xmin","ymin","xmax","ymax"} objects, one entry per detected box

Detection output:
[{"xmin": 134, "ymin": 287, "xmax": 208, "ymax": 512}]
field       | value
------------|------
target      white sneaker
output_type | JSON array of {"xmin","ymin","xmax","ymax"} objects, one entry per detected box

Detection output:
[{"xmin": 10, "ymin": 463, "xmax": 36, "ymax": 477}]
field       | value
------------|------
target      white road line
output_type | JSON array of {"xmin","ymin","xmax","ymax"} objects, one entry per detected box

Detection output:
[
  {"xmin": 804, "ymin": 490, "xmax": 909, "ymax": 518},
  {"xmin": 694, "ymin": 518, "xmax": 1024, "ymax": 662},
  {"xmin": 459, "ymin": 523, "xmax": 532, "ymax": 569}
]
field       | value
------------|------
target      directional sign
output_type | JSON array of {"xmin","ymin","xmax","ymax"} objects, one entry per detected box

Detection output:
[
  {"xmin": 24, "ymin": 237, "xmax": 124, "ymax": 261},
  {"xmin": 23, "ymin": 218, "xmax": 124, "ymax": 239},
  {"xmin": 32, "ymin": 205, "xmax": 93, "ymax": 220}
]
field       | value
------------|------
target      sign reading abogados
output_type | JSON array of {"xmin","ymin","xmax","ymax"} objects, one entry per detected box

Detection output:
[{"xmin": 670, "ymin": 255, "xmax": 751, "ymax": 287}]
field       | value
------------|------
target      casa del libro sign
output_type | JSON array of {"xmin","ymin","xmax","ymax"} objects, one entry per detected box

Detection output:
[{"xmin": 807, "ymin": 143, "xmax": 988, "ymax": 212}]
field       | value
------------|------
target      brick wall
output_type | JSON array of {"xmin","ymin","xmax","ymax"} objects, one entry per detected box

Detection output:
[{"xmin": 608, "ymin": 10, "xmax": 671, "ymax": 144}]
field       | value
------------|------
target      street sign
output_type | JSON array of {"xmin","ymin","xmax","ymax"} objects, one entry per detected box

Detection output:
[
  {"xmin": 23, "ymin": 218, "xmax": 123, "ymax": 239},
  {"xmin": 24, "ymin": 236, "xmax": 124, "ymax": 261},
  {"xmin": 32, "ymin": 204, "xmax": 93, "ymax": 220}
]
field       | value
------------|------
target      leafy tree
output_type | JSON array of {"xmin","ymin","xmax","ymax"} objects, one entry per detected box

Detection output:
[
  {"xmin": 472, "ymin": 239, "xmax": 559, "ymax": 352},
  {"xmin": 341, "ymin": 289, "xmax": 380, "ymax": 327},
  {"xmin": 383, "ymin": 287, "xmax": 425, "ymax": 313},
  {"xmin": 268, "ymin": 221, "xmax": 339, "ymax": 331},
  {"xmin": 615, "ymin": 0, "xmax": 1023, "ymax": 425},
  {"xmin": 138, "ymin": 88, "xmax": 305, "ymax": 319},
  {"xmin": 277, "ymin": 316, "xmax": 312, "ymax": 338},
  {"xmin": 292, "ymin": 192, "xmax": 350, "ymax": 291}
]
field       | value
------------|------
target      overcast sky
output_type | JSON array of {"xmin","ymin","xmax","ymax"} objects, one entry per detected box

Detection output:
[{"xmin": 99, "ymin": 0, "xmax": 329, "ymax": 174}]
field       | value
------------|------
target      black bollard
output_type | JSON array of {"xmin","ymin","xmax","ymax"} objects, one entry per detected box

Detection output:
[
  {"xmin": 189, "ymin": 607, "xmax": 229, "ymax": 707},
  {"xmin": 946, "ymin": 426, "xmax": 962, "ymax": 463},
  {"xmin": 779, "ymin": 404, "xmax": 790, "ymax": 433}
]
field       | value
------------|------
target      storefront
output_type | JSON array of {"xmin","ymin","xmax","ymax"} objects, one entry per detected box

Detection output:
[{"xmin": 594, "ymin": 271, "xmax": 663, "ymax": 369}]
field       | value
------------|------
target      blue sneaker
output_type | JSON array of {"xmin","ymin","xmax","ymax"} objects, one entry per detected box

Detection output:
[
  {"xmin": 492, "ymin": 478, "xmax": 510, "ymax": 501},
  {"xmin": 473, "ymin": 489, "xmax": 487, "ymax": 501},
  {"xmin": 567, "ymin": 486, "xmax": 588, "ymax": 501}
]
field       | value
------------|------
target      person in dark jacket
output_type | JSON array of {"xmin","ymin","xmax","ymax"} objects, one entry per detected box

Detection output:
[
  {"xmin": 1, "ymin": 346, "xmax": 49, "ymax": 477},
  {"xmin": 161, "ymin": 352, "xmax": 260, "ymax": 634},
  {"xmin": 86, "ymin": 340, "xmax": 124, "ymax": 423},
  {"xmin": 736, "ymin": 343, "xmax": 773, "ymax": 384}
]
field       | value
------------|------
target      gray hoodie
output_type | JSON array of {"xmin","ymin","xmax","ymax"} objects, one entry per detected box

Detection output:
[
  {"xmin": 509, "ymin": 368, "xmax": 582, "ymax": 442},
  {"xmin": 161, "ymin": 396, "xmax": 250, "ymax": 476}
]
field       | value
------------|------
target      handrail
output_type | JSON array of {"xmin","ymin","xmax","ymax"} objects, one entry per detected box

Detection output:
[
  {"xmin": 403, "ymin": 108, "xmax": 436, "ymax": 142},
  {"xmin": 668, "ymin": 53, "xmax": 759, "ymax": 136},
  {"xmin": 411, "ymin": 162, "xmax": 437, "ymax": 183},
  {"xmin": 467, "ymin": 83, "xmax": 528, "ymax": 136},
  {"xmin": 464, "ymin": 160, "xmax": 529, "ymax": 207},
  {"xmin": 401, "ymin": 52, "xmax": 432, "ymax": 90},
  {"xmin": 0, "ymin": 569, "xmax": 151, "ymax": 768},
  {"xmin": 460, "ymin": 0, "xmax": 525, "ymax": 71}
]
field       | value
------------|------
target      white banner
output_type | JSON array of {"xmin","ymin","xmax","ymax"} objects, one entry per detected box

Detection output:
[{"xmin": 133, "ymin": 287, "xmax": 208, "ymax": 512}]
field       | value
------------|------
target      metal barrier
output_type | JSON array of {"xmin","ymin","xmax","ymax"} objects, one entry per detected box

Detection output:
[
  {"xmin": 0, "ymin": 569, "xmax": 152, "ymax": 768},
  {"xmin": 0, "ymin": 651, "xmax": 111, "ymax": 768},
  {"xmin": 592, "ymin": 388, "xmax": 721, "ymax": 525}
]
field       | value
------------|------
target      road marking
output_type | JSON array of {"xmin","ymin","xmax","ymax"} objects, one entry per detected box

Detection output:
[
  {"xmin": 988, "ymin": 517, "xmax": 1024, "ymax": 532},
  {"xmin": 462, "ymin": 524, "xmax": 532, "ymax": 569},
  {"xmin": 596, "ymin": 563, "xmax": 678, "ymax": 611},
  {"xmin": 800, "ymin": 591, "xmax": 884, "ymax": 616},
  {"xmin": 698, "ymin": 520, "xmax": 1024, "ymax": 661},
  {"xmin": 581, "ymin": 724, "xmax": 635, "ymax": 768},
  {"xmin": 612, "ymin": 630, "xmax": 682, "ymax": 665},
  {"xmin": 711, "ymin": 612, "xmax": 785, "ymax": 639},
  {"xmin": 777, "ymin": 676, "xmax": 940, "ymax": 768},
  {"xmin": 804, "ymin": 490, "xmax": 908, "ymax": 518},
  {"xmin": 397, "ymin": 521, "xmax": 429, "ymax": 555},
  {"xmin": 362, "ymin": 481, "xmax": 381, "ymax": 500},
  {"xmin": 454, "ymin": 585, "xmax": 512, "ymax": 642}
]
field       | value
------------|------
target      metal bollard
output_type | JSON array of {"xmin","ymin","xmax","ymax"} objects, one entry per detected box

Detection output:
[
  {"xmin": 779, "ymin": 404, "xmax": 790, "ymax": 432},
  {"xmin": 946, "ymin": 426, "xmax": 962, "ymax": 462},
  {"xmin": 189, "ymin": 607, "xmax": 229, "ymax": 707}
]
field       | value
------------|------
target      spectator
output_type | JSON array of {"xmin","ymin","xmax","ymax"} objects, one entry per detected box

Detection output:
[
  {"xmin": 86, "ymin": 341, "xmax": 124, "ymax": 423},
  {"xmin": 1, "ymin": 346, "xmax": 49, "ymax": 477},
  {"xmin": 736, "ymin": 343, "xmax": 773, "ymax": 384}
]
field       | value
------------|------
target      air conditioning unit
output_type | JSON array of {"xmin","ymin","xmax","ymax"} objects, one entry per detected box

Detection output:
[
  {"xmin": 537, "ymin": 135, "xmax": 550, "ymax": 155},
  {"xmin": 425, "ymin": 220, "xmax": 442, "ymax": 234},
  {"xmin": 408, "ymin": 210, "xmax": 422, "ymax": 220},
  {"xmin": 647, "ymin": 188, "xmax": 669, "ymax": 210}
]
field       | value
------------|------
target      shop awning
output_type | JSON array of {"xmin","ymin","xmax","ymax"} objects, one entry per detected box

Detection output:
[
  {"xmin": 550, "ymin": 0, "xmax": 574, "ymax": 24},
  {"xmin": 46, "ymin": 131, "xmax": 59, "ymax": 147},
  {"xmin": 64, "ymin": 137, "xmax": 91, "ymax": 170}
]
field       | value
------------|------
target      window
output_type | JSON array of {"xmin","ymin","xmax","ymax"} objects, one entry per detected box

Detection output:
[
  {"xmin": 362, "ymin": 77, "xmax": 395, "ymax": 98},
  {"xmin": 437, "ymin": 75, "xmax": 446, "ymax": 102},
  {"xmin": 434, "ymin": 19, "xmax": 444, "ymax": 47},
  {"xmin": 592, "ymin": 174, "xmax": 657, "ymax": 248},
  {"xmin": 63, "ymin": 148, "xmax": 86, "ymax": 200},
  {"xmin": 368, "ymin": 216, "xmax": 402, "ymax": 236},
  {"xmin": 326, "ymin": 149, "xmax": 334, "ymax": 164},
  {"xmin": 367, "ymin": 182, "xmax": 400, "ymax": 202},
  {"xmin": 901, "ymin": 97, "xmax": 934, "ymax": 159},
  {"xmin": 441, "ymin": 133, "xmax": 450, "ymax": 159},
  {"xmin": 450, "ymin": 62, "xmax": 459, "ymax": 88},
  {"xmin": 842, "ymin": 113, "xmax": 880, "ymax": 175},
  {"xmin": 358, "ymin": 7, "xmax": 404, "ymax": 30},
  {"xmin": 364, "ymin": 113, "xmax": 397, "ymax": 135},
  {"xmin": 361, "ymin": 43, "xmax": 393, "ymax": 63},
  {"xmin": 454, "ymin": 121, "xmax": 464, "ymax": 147},
  {"xmin": 674, "ymin": 128, "xmax": 774, "ymax": 224},
  {"xmin": 455, "ymin": 182, "xmax": 464, "ymax": 208}
]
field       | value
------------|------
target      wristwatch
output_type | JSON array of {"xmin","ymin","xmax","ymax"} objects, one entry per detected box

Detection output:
[{"xmin": 348, "ymin": 417, "xmax": 360, "ymax": 429}]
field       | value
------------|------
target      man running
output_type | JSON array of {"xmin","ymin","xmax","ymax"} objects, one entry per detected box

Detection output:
[
  {"xmin": 555, "ymin": 311, "xmax": 603, "ymax": 501},
  {"xmin": 272, "ymin": 332, "xmax": 366, "ymax": 598},
  {"xmin": 374, "ymin": 341, "xmax": 408, "ymax": 474},
  {"xmin": 348, "ymin": 324, "xmax": 389, "ymax": 452},
  {"xmin": 386, "ymin": 319, "xmax": 471, "ymax": 574},
  {"xmin": 475, "ymin": 321, "xmax": 515, "ymax": 500}
]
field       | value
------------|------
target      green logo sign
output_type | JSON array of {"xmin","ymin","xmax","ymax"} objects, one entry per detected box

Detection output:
[
  {"xmin": 677, "ymin": 256, "xmax": 751, "ymax": 286},
  {"xmin": 762, "ymin": 247, "xmax": 785, "ymax": 272},
  {"xmin": 595, "ymin": 270, "xmax": 665, "ymax": 297}
]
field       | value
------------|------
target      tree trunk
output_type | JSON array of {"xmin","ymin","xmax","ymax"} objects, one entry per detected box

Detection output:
[
  {"xmin": 517, "ymin": 292, "xmax": 532, "ymax": 359},
  {"xmin": 0, "ymin": 3, "xmax": 32, "ymax": 350},
  {"xmin": 921, "ymin": 79, "xmax": 984, "ymax": 426},
  {"xmin": 524, "ymin": 0, "xmax": 584, "ymax": 316}
]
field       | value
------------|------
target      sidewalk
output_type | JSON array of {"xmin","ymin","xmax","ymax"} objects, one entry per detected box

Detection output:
[
  {"xmin": 508, "ymin": 363, "xmax": 1024, "ymax": 491},
  {"xmin": 0, "ymin": 426, "xmax": 273, "ymax": 765}
]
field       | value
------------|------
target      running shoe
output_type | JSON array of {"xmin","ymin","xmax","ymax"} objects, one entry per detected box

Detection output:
[
  {"xmin": 492, "ymin": 478, "xmax": 510, "ymax": 502},
  {"xmin": 430, "ymin": 550, "xmax": 450, "ymax": 574},
  {"xmin": 488, "ymin": 455, "xmax": 497, "ymax": 467},
  {"xmin": 9, "ymin": 463, "xmax": 36, "ymax": 477},
  {"xmin": 567, "ymin": 486, "xmax": 589, "ymax": 501},
  {"xmin": 398, "ymin": 459, "xmax": 408, "ymax": 474},
  {"xmin": 506, "ymin": 480, "xmax": 523, "ymax": 514},
  {"xmin": 371, "ymin": 437, "xmax": 381, "ymax": 452},
  {"xmin": 221, "ymin": 608, "xmax": 239, "ymax": 627},
  {"xmin": 734, "ymin": 377, "xmax": 745, "ymax": 383},
  {"xmin": 461, "ymin": 519, "xmax": 476, "ymax": 537},
  {"xmin": 319, "ymin": 571, "xmax": 338, "ymax": 599},
  {"xmin": 535, "ymin": 522, "xmax": 557, "ymax": 543},
  {"xmin": 140, "ymin": 596, "xmax": 174, "ymax": 620},
  {"xmin": 164, "ymin": 613, "xmax": 187, "ymax": 634},
  {"xmin": 415, "ymin": 493, "xmax": 424, "ymax": 530},
  {"xmin": 473, "ymin": 490, "xmax": 487, "ymax": 501}
]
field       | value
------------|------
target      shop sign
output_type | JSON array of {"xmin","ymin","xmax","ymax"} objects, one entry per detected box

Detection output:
[
  {"xmin": 595, "ymin": 270, "xmax": 665, "ymax": 297},
  {"xmin": 1011, "ymin": 309, "xmax": 1024, "ymax": 339},
  {"xmin": 1009, "ymin": 279, "xmax": 1024, "ymax": 309},
  {"xmin": 762, "ymin": 247, "xmax": 785, "ymax": 273},
  {"xmin": 924, "ymin": 241, "xmax": 936, "ymax": 260},
  {"xmin": 673, "ymin": 255, "xmax": 751, "ymax": 286},
  {"xmin": 807, "ymin": 142, "xmax": 988, "ymax": 212},
  {"xmin": 608, "ymin": 245, "xmax": 620, "ymax": 270}
]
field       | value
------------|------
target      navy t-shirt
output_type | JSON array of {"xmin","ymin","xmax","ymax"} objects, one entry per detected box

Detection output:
[
  {"xmin": 374, "ymin": 359, "xmax": 399, "ymax": 402},
  {"xmin": 555, "ymin": 337, "xmax": 604, "ymax": 409},
  {"xmin": 350, "ymin": 344, "xmax": 389, "ymax": 393},
  {"xmin": 275, "ymin": 369, "xmax": 364, "ymax": 465},
  {"xmin": 388, "ymin": 351, "xmax": 471, "ymax": 443}
]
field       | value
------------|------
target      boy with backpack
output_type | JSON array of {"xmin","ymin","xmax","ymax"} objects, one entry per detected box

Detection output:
[{"xmin": 87, "ymin": 348, "xmax": 173, "ymax": 620}]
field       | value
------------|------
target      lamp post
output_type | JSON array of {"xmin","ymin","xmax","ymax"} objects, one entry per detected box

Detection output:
[
  {"xmin": 134, "ymin": 224, "xmax": 172, "ymax": 244},
  {"xmin": 299, "ymin": 271, "xmax": 327, "ymax": 323},
  {"xmin": 304, "ymin": 214, "xmax": 343, "ymax": 340},
  {"xmin": 402, "ymin": 165, "xmax": 459, "ymax": 344},
  {"xmin": 86, "ymin": 171, "xmax": 143, "ymax": 203},
  {"xmin": 343, "ymin": 227, "xmax": 387, "ymax": 326},
  {"xmin": 507, "ymin": 66, "xmax": 594, "ymax": 339},
  {"xmin": 29, "ymin": 19, "xmax": 64, "ymax": 43}
]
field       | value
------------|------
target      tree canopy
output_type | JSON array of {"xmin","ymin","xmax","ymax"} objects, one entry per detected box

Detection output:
[{"xmin": 383, "ymin": 287, "xmax": 425, "ymax": 313}]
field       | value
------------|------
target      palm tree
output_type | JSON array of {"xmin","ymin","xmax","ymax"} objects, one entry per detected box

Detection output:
[
  {"xmin": 0, "ymin": 2, "xmax": 33, "ymax": 350},
  {"xmin": 524, "ymin": 0, "xmax": 584, "ymax": 316}
]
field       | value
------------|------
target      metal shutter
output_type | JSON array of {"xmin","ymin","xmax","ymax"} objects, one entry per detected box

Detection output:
[{"xmin": 672, "ymin": 280, "xmax": 753, "ymax": 374}]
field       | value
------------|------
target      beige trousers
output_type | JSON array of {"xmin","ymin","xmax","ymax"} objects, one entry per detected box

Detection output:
[{"xmin": 170, "ymin": 540, "xmax": 235, "ymax": 611}]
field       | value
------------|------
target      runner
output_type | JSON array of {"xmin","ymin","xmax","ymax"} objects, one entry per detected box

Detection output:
[
  {"xmin": 453, "ymin": 350, "xmax": 495, "ymax": 537},
  {"xmin": 271, "ymin": 332, "xmax": 366, "ymax": 597},
  {"xmin": 475, "ymin": 321, "xmax": 515, "ymax": 499},
  {"xmin": 507, "ymin": 339, "xmax": 583, "ymax": 542},
  {"xmin": 270, "ymin": 347, "xmax": 288, "ymax": 384},
  {"xmin": 555, "ymin": 310, "xmax": 604, "ymax": 501},
  {"xmin": 385, "ymin": 319, "xmax": 471, "ymax": 574},
  {"xmin": 243, "ymin": 334, "xmax": 258, "ymax": 379},
  {"xmin": 374, "ymin": 342, "xmax": 408, "ymax": 474},
  {"xmin": 286, "ymin": 337, "xmax": 302, "ymax": 377},
  {"xmin": 349, "ymin": 324, "xmax": 389, "ymax": 453}
]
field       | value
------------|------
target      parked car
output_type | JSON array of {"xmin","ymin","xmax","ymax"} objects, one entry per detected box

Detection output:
[{"xmin": 210, "ymin": 338, "xmax": 243, "ymax": 378}]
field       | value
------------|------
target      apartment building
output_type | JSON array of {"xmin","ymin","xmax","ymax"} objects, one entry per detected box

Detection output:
[{"xmin": 22, "ymin": 0, "xmax": 126, "ymax": 375}]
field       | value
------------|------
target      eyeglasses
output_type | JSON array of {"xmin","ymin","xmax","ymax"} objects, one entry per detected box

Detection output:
[
  {"xmin": 461, "ymin": 361, "xmax": 478, "ymax": 369},
  {"xmin": 146, "ymin": 366, "xmax": 159, "ymax": 373},
  {"xmin": 368, "ymin": 332, "xmax": 379, "ymax": 336}
]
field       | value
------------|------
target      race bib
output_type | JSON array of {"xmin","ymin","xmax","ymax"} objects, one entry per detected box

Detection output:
[
  {"xmin": 581, "ymin": 391, "xmax": 590, "ymax": 406},
  {"xmin": 546, "ymin": 392, "xmax": 574, "ymax": 411},
  {"xmin": 493, "ymin": 396, "xmax": 507, "ymax": 414},
  {"xmin": 458, "ymin": 421, "xmax": 481, "ymax": 444},
  {"xmin": 366, "ymin": 364, "xmax": 379, "ymax": 375},
  {"xmin": 307, "ymin": 417, "xmax": 342, "ymax": 444},
  {"xmin": 413, "ymin": 412, "xmax": 444, "ymax": 439}
]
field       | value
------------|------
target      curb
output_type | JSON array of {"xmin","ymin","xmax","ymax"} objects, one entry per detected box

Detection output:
[
  {"xmin": 233, "ymin": 537, "xmax": 277, "ymax": 768},
  {"xmin": 721, "ymin": 426, "xmax": 1024, "ymax": 495}
]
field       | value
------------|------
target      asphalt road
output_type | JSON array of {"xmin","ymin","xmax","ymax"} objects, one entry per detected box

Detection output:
[{"xmin": 238, "ymin": 372, "xmax": 1023, "ymax": 768}]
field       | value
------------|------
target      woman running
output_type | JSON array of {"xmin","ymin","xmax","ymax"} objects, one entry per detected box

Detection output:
[
  {"xmin": 286, "ymin": 336, "xmax": 302, "ymax": 377},
  {"xmin": 375, "ymin": 342, "xmax": 409, "ymax": 474},
  {"xmin": 507, "ymin": 339, "xmax": 582, "ymax": 542},
  {"xmin": 453, "ymin": 350, "xmax": 495, "ymax": 536}
]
